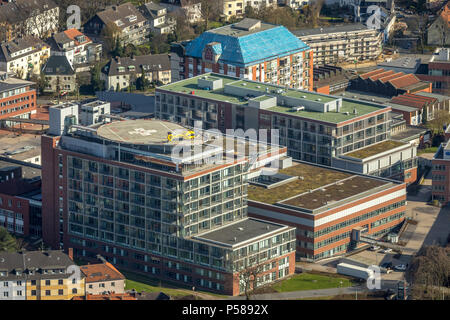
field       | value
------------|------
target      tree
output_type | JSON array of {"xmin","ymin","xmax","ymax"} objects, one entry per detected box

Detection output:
[
  {"xmin": 136, "ymin": 72, "xmax": 150, "ymax": 91},
  {"xmin": 0, "ymin": 227, "xmax": 19, "ymax": 253},
  {"xmin": 237, "ymin": 264, "xmax": 264, "ymax": 300},
  {"xmin": 425, "ymin": 110, "xmax": 450, "ymax": 135},
  {"xmin": 90, "ymin": 63, "xmax": 105, "ymax": 93},
  {"xmin": 31, "ymin": 71, "xmax": 49, "ymax": 96},
  {"xmin": 406, "ymin": 245, "xmax": 450, "ymax": 300},
  {"xmin": 102, "ymin": 22, "xmax": 122, "ymax": 56}
]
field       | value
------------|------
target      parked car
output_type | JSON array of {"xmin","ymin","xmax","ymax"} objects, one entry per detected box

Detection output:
[
  {"xmin": 370, "ymin": 245, "xmax": 380, "ymax": 251},
  {"xmin": 381, "ymin": 262, "xmax": 393, "ymax": 269},
  {"xmin": 382, "ymin": 248, "xmax": 393, "ymax": 253},
  {"xmin": 394, "ymin": 264, "xmax": 407, "ymax": 271}
]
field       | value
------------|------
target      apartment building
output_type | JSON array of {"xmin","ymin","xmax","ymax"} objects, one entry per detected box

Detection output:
[
  {"xmin": 427, "ymin": 2, "xmax": 449, "ymax": 46},
  {"xmin": 0, "ymin": 250, "xmax": 85, "ymax": 300},
  {"xmin": 79, "ymin": 100, "xmax": 111, "ymax": 127},
  {"xmin": 0, "ymin": 159, "xmax": 42, "ymax": 238},
  {"xmin": 222, "ymin": 0, "xmax": 278, "ymax": 20},
  {"xmin": 41, "ymin": 56, "xmax": 77, "ymax": 94},
  {"xmin": 278, "ymin": 0, "xmax": 309, "ymax": 9},
  {"xmin": 139, "ymin": 1, "xmax": 177, "ymax": 35},
  {"xmin": 48, "ymin": 29, "xmax": 102, "ymax": 71},
  {"xmin": 292, "ymin": 24, "xmax": 382, "ymax": 67},
  {"xmin": 0, "ymin": 71, "xmax": 37, "ymax": 123},
  {"xmin": 0, "ymin": 0, "xmax": 59, "ymax": 42},
  {"xmin": 331, "ymin": 140, "xmax": 417, "ymax": 184},
  {"xmin": 159, "ymin": 0, "xmax": 202, "ymax": 24},
  {"xmin": 416, "ymin": 48, "xmax": 450, "ymax": 95},
  {"xmin": 101, "ymin": 54, "xmax": 171, "ymax": 91},
  {"xmin": 0, "ymin": 36, "xmax": 50, "ymax": 80},
  {"xmin": 41, "ymin": 107, "xmax": 297, "ymax": 295},
  {"xmin": 170, "ymin": 19, "xmax": 313, "ymax": 90},
  {"xmin": 84, "ymin": 3, "xmax": 150, "ymax": 47},
  {"xmin": 80, "ymin": 262, "xmax": 126, "ymax": 295},
  {"xmin": 248, "ymin": 161, "xmax": 407, "ymax": 261},
  {"xmin": 156, "ymin": 73, "xmax": 398, "ymax": 168}
]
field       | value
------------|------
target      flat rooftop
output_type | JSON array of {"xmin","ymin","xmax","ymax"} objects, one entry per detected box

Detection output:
[
  {"xmin": 292, "ymin": 23, "xmax": 371, "ymax": 37},
  {"xmin": 159, "ymin": 74, "xmax": 388, "ymax": 124},
  {"xmin": 391, "ymin": 126, "xmax": 428, "ymax": 142},
  {"xmin": 194, "ymin": 218, "xmax": 288, "ymax": 247},
  {"xmin": 0, "ymin": 160, "xmax": 41, "ymax": 180},
  {"xmin": 344, "ymin": 140, "xmax": 407, "ymax": 159},
  {"xmin": 378, "ymin": 57, "xmax": 421, "ymax": 70},
  {"xmin": 248, "ymin": 161, "xmax": 391, "ymax": 211},
  {"xmin": 96, "ymin": 119, "xmax": 197, "ymax": 145}
]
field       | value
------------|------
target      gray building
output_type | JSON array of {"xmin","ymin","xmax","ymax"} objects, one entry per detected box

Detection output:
[{"xmin": 292, "ymin": 24, "xmax": 383, "ymax": 67}]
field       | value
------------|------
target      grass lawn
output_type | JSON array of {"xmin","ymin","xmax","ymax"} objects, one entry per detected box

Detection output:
[
  {"xmin": 418, "ymin": 146, "xmax": 438, "ymax": 155},
  {"xmin": 122, "ymin": 270, "xmax": 228, "ymax": 299},
  {"xmin": 271, "ymin": 273, "xmax": 354, "ymax": 293}
]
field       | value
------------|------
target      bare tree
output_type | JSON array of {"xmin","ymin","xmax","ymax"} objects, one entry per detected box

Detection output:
[
  {"xmin": 237, "ymin": 264, "xmax": 264, "ymax": 300},
  {"xmin": 16, "ymin": 7, "xmax": 59, "ymax": 40},
  {"xmin": 425, "ymin": 109, "xmax": 450, "ymax": 135}
]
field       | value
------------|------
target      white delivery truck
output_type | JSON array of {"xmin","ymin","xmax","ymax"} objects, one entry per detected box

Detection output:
[{"xmin": 337, "ymin": 263, "xmax": 374, "ymax": 280}]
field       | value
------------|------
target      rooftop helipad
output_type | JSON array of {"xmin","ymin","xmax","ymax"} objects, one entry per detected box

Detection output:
[{"xmin": 96, "ymin": 119, "xmax": 198, "ymax": 145}]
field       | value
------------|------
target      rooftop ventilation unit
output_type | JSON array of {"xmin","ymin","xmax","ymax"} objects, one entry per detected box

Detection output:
[
  {"xmin": 302, "ymin": 95, "xmax": 306, "ymax": 98},
  {"xmin": 238, "ymin": 227, "xmax": 244, "ymax": 231},
  {"xmin": 353, "ymin": 108, "xmax": 358, "ymax": 115},
  {"xmin": 257, "ymin": 85, "xmax": 261, "ymax": 88},
  {"xmin": 344, "ymin": 112, "xmax": 350, "ymax": 115},
  {"xmin": 291, "ymin": 106, "xmax": 305, "ymax": 112},
  {"xmin": 317, "ymin": 98, "xmax": 321, "ymax": 101},
  {"xmin": 242, "ymin": 83, "xmax": 246, "ymax": 86}
]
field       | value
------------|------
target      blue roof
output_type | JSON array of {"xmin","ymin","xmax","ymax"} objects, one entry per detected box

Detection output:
[{"xmin": 185, "ymin": 25, "xmax": 310, "ymax": 68}]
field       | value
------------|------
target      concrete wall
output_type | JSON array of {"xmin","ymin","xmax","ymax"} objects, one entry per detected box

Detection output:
[{"xmin": 96, "ymin": 91, "xmax": 155, "ymax": 114}]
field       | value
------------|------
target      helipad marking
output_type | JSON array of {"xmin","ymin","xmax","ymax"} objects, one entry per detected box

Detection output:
[
  {"xmin": 128, "ymin": 128, "xmax": 157, "ymax": 136},
  {"xmin": 105, "ymin": 126, "xmax": 127, "ymax": 142}
]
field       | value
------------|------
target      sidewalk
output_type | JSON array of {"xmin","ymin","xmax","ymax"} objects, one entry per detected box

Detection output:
[{"xmin": 229, "ymin": 285, "xmax": 367, "ymax": 300}]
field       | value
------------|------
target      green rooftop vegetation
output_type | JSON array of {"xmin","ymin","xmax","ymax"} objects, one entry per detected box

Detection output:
[
  {"xmin": 267, "ymin": 99, "xmax": 382, "ymax": 124},
  {"xmin": 248, "ymin": 162, "xmax": 352, "ymax": 204},
  {"xmin": 344, "ymin": 140, "xmax": 407, "ymax": 159},
  {"xmin": 159, "ymin": 73, "xmax": 387, "ymax": 124}
]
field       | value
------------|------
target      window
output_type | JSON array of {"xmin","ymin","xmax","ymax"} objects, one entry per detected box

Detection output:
[
  {"xmin": 58, "ymin": 289, "xmax": 64, "ymax": 295},
  {"xmin": 31, "ymin": 290, "xmax": 36, "ymax": 296},
  {"xmin": 45, "ymin": 290, "xmax": 51, "ymax": 296},
  {"xmin": 58, "ymin": 279, "xmax": 63, "ymax": 285},
  {"xmin": 31, "ymin": 280, "xmax": 36, "ymax": 285},
  {"xmin": 45, "ymin": 280, "xmax": 51, "ymax": 285},
  {"xmin": 72, "ymin": 288, "xmax": 77, "ymax": 294}
]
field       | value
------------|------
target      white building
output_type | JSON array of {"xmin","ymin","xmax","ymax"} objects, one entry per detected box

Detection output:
[
  {"xmin": 139, "ymin": 2, "xmax": 177, "ymax": 35},
  {"xmin": 159, "ymin": 0, "xmax": 202, "ymax": 24},
  {"xmin": 0, "ymin": 36, "xmax": 50, "ymax": 79},
  {"xmin": 49, "ymin": 29, "xmax": 102, "ymax": 70},
  {"xmin": 79, "ymin": 100, "xmax": 111, "ymax": 126}
]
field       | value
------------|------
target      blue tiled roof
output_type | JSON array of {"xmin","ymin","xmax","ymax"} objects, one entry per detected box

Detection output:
[{"xmin": 185, "ymin": 25, "xmax": 310, "ymax": 67}]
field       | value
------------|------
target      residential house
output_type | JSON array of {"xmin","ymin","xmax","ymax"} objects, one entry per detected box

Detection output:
[
  {"xmin": 41, "ymin": 56, "xmax": 76, "ymax": 94},
  {"xmin": 427, "ymin": 2, "xmax": 449, "ymax": 46},
  {"xmin": 0, "ymin": 36, "xmax": 50, "ymax": 79},
  {"xmin": 0, "ymin": 249, "xmax": 85, "ymax": 300},
  {"xmin": 83, "ymin": 3, "xmax": 150, "ymax": 47},
  {"xmin": 80, "ymin": 262, "xmax": 125, "ymax": 295},
  {"xmin": 278, "ymin": 0, "xmax": 309, "ymax": 9},
  {"xmin": 159, "ymin": 0, "xmax": 202, "ymax": 24},
  {"xmin": 0, "ymin": 0, "xmax": 59, "ymax": 42},
  {"xmin": 101, "ymin": 54, "xmax": 171, "ymax": 91},
  {"xmin": 139, "ymin": 2, "xmax": 177, "ymax": 35},
  {"xmin": 222, "ymin": 0, "xmax": 278, "ymax": 20},
  {"xmin": 72, "ymin": 293, "xmax": 136, "ymax": 300},
  {"xmin": 48, "ymin": 29, "xmax": 102, "ymax": 72}
]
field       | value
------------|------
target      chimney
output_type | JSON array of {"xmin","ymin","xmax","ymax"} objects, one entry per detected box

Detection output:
[{"xmin": 68, "ymin": 248, "xmax": 74, "ymax": 261}]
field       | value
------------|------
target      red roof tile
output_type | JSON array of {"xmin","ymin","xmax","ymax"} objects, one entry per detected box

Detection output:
[
  {"xmin": 63, "ymin": 29, "xmax": 92, "ymax": 46},
  {"xmin": 360, "ymin": 68, "xmax": 386, "ymax": 80},
  {"xmin": 370, "ymin": 70, "xmax": 396, "ymax": 81},
  {"xmin": 73, "ymin": 293, "xmax": 136, "ymax": 300},
  {"xmin": 390, "ymin": 92, "xmax": 437, "ymax": 109},
  {"xmin": 80, "ymin": 262, "xmax": 125, "ymax": 283},
  {"xmin": 378, "ymin": 72, "xmax": 405, "ymax": 83},
  {"xmin": 388, "ymin": 74, "xmax": 420, "ymax": 89}
]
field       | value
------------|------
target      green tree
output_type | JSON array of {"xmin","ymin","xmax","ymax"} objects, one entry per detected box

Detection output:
[
  {"xmin": 136, "ymin": 72, "xmax": 150, "ymax": 91},
  {"xmin": 90, "ymin": 63, "xmax": 105, "ymax": 93},
  {"xmin": 0, "ymin": 227, "xmax": 18, "ymax": 253}
]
